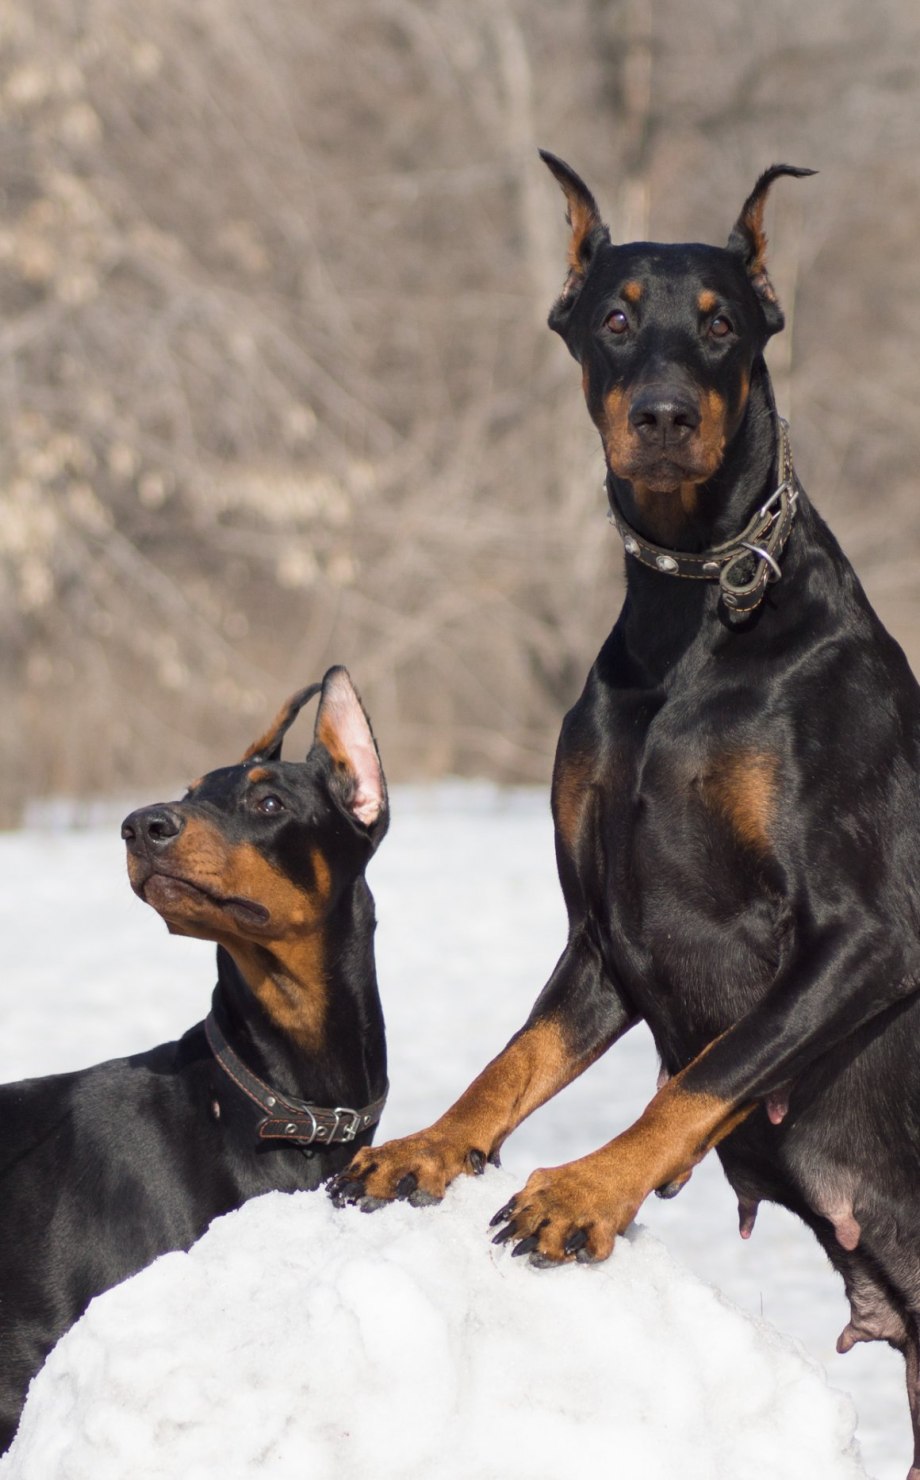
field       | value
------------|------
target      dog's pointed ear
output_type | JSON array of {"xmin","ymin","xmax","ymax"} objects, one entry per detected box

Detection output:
[
  {"xmin": 540, "ymin": 149, "xmax": 610, "ymax": 334},
  {"xmin": 726, "ymin": 164, "xmax": 816, "ymax": 333},
  {"xmin": 312, "ymin": 666, "xmax": 388, "ymax": 844},
  {"xmin": 242, "ymin": 683, "xmax": 323, "ymax": 763}
]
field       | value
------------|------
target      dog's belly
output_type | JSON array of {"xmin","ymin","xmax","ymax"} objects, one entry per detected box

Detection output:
[
  {"xmin": 714, "ymin": 995, "xmax": 920, "ymax": 1271},
  {"xmin": 585, "ymin": 728, "xmax": 920, "ymax": 1275},
  {"xmin": 600, "ymin": 793, "xmax": 920, "ymax": 1260}
]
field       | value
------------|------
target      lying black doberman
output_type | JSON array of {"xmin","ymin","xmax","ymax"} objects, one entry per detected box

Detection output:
[
  {"xmin": 0, "ymin": 666, "xmax": 388, "ymax": 1453},
  {"xmin": 333, "ymin": 158, "xmax": 920, "ymax": 1475}
]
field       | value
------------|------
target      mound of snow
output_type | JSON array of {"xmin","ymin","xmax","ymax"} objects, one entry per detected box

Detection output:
[{"xmin": 3, "ymin": 1172, "xmax": 863, "ymax": 1480}]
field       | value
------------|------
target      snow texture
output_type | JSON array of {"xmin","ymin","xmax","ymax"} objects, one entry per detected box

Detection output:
[
  {"xmin": 3, "ymin": 1175, "xmax": 863, "ymax": 1480},
  {"xmin": 0, "ymin": 787, "xmax": 906, "ymax": 1475}
]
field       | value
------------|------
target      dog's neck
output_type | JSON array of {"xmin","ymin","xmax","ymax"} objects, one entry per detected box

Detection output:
[
  {"xmin": 608, "ymin": 358, "xmax": 781, "ymax": 555},
  {"xmin": 211, "ymin": 878, "xmax": 386, "ymax": 1113},
  {"xmin": 606, "ymin": 360, "xmax": 819, "ymax": 677}
]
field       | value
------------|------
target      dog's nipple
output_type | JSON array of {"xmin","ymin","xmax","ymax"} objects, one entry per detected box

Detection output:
[
  {"xmin": 832, "ymin": 1209, "xmax": 861, "ymax": 1251},
  {"xmin": 738, "ymin": 1196, "xmax": 759, "ymax": 1239}
]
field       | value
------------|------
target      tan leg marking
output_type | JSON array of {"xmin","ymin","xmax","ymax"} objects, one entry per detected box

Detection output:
[
  {"xmin": 344, "ymin": 1018, "xmax": 591, "ymax": 1202},
  {"xmin": 500, "ymin": 1058, "xmax": 753, "ymax": 1262}
]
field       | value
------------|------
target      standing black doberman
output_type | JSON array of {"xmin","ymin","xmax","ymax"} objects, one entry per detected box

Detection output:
[
  {"xmin": 333, "ymin": 157, "xmax": 920, "ymax": 1476},
  {"xmin": 0, "ymin": 666, "xmax": 388, "ymax": 1454}
]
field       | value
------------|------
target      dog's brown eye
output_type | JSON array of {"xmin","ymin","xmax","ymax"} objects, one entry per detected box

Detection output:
[
  {"xmin": 258, "ymin": 794, "xmax": 284, "ymax": 815},
  {"xmin": 606, "ymin": 309, "xmax": 629, "ymax": 335},
  {"xmin": 709, "ymin": 314, "xmax": 733, "ymax": 339}
]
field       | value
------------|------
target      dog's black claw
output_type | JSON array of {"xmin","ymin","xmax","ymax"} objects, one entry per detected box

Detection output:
[
  {"xmin": 468, "ymin": 1148, "xmax": 486, "ymax": 1175},
  {"xmin": 655, "ymin": 1178, "xmax": 685, "ymax": 1200},
  {"xmin": 489, "ymin": 1199, "xmax": 516, "ymax": 1228},
  {"xmin": 328, "ymin": 1177, "xmax": 366, "ymax": 1207},
  {"xmin": 511, "ymin": 1233, "xmax": 540, "ymax": 1258},
  {"xmin": 357, "ymin": 1195, "xmax": 387, "ymax": 1213},
  {"xmin": 395, "ymin": 1173, "xmax": 418, "ymax": 1200},
  {"xmin": 563, "ymin": 1228, "xmax": 589, "ymax": 1256},
  {"xmin": 492, "ymin": 1219, "xmax": 519, "ymax": 1246},
  {"xmin": 408, "ymin": 1188, "xmax": 441, "ymax": 1208},
  {"xmin": 488, "ymin": 1149, "xmax": 502, "ymax": 1168}
]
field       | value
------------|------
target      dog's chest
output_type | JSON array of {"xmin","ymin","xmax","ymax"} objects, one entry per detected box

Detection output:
[{"xmin": 591, "ymin": 713, "xmax": 786, "ymax": 1051}]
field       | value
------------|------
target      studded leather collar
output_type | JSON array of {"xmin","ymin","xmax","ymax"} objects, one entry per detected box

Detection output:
[
  {"xmin": 606, "ymin": 418, "xmax": 799, "ymax": 623},
  {"xmin": 205, "ymin": 996, "xmax": 388, "ymax": 1147}
]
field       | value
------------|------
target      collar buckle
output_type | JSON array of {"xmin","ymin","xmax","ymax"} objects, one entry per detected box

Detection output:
[
  {"xmin": 205, "ymin": 1000, "xmax": 387, "ymax": 1148},
  {"xmin": 332, "ymin": 1107, "xmax": 361, "ymax": 1142}
]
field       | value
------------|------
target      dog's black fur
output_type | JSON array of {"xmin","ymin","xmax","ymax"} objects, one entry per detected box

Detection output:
[
  {"xmin": 0, "ymin": 666, "xmax": 388, "ymax": 1453},
  {"xmin": 333, "ymin": 159, "xmax": 920, "ymax": 1475}
]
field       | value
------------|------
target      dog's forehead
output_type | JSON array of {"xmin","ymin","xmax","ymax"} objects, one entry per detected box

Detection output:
[
  {"xmin": 590, "ymin": 241, "xmax": 748, "ymax": 307},
  {"xmin": 185, "ymin": 758, "xmax": 322, "ymax": 807}
]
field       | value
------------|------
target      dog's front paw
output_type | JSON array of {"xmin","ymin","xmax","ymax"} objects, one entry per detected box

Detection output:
[
  {"xmin": 489, "ymin": 1159, "xmax": 643, "ymax": 1266},
  {"xmin": 328, "ymin": 1130, "xmax": 493, "ymax": 1211}
]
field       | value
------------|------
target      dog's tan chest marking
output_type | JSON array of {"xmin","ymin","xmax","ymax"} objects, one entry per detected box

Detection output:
[
  {"xmin": 552, "ymin": 750, "xmax": 599, "ymax": 856},
  {"xmin": 702, "ymin": 750, "xmax": 779, "ymax": 852}
]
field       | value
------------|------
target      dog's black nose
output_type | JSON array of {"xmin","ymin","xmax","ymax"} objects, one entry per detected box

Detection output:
[
  {"xmin": 629, "ymin": 386, "xmax": 701, "ymax": 446},
  {"xmin": 121, "ymin": 806, "xmax": 185, "ymax": 852}
]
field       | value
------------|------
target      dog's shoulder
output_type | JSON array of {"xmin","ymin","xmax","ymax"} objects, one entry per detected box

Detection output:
[{"xmin": 0, "ymin": 1025, "xmax": 211, "ymax": 1179}]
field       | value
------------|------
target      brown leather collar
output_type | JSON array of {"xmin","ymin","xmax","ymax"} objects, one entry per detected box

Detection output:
[
  {"xmin": 205, "ymin": 999, "xmax": 388, "ymax": 1147},
  {"xmin": 607, "ymin": 418, "xmax": 799, "ymax": 623}
]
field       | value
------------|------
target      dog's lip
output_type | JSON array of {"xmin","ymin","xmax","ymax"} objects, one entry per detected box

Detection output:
[
  {"xmin": 619, "ymin": 449, "xmax": 717, "ymax": 491},
  {"xmin": 140, "ymin": 870, "xmax": 271, "ymax": 927}
]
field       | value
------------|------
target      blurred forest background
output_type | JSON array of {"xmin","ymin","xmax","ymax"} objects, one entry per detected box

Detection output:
[{"xmin": 2, "ymin": 0, "xmax": 920, "ymax": 823}]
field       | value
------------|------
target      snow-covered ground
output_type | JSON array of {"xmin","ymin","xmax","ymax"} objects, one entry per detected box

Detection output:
[
  {"xmin": 0, "ymin": 786, "xmax": 909, "ymax": 1477},
  {"xmin": 3, "ymin": 1177, "xmax": 862, "ymax": 1480}
]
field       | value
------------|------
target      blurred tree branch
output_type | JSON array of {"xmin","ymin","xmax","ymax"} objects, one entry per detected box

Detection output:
[{"xmin": 2, "ymin": 0, "xmax": 920, "ymax": 821}]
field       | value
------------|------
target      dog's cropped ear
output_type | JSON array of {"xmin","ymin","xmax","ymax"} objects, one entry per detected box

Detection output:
[
  {"xmin": 313, "ymin": 666, "xmax": 388, "ymax": 844},
  {"xmin": 540, "ymin": 150, "xmax": 610, "ymax": 333},
  {"xmin": 726, "ymin": 164, "xmax": 816, "ymax": 334},
  {"xmin": 242, "ymin": 683, "xmax": 323, "ymax": 764}
]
